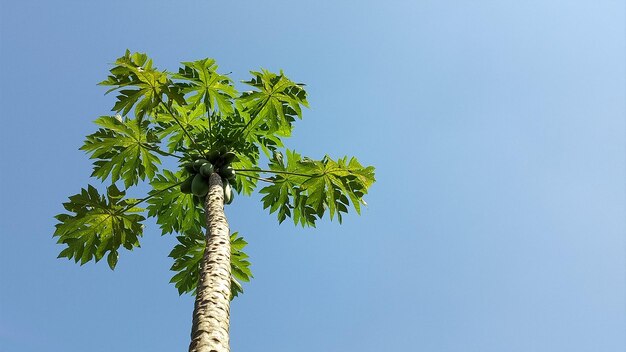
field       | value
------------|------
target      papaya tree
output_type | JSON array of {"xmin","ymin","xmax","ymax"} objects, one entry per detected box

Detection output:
[{"xmin": 53, "ymin": 50, "xmax": 375, "ymax": 352}]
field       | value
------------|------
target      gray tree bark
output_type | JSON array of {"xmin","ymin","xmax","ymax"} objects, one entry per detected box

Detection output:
[{"xmin": 189, "ymin": 173, "xmax": 231, "ymax": 352}]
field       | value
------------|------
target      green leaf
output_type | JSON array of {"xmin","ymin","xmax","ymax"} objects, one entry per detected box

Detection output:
[
  {"xmin": 174, "ymin": 59, "xmax": 237, "ymax": 115},
  {"xmin": 168, "ymin": 233, "xmax": 205, "ymax": 295},
  {"xmin": 258, "ymin": 150, "xmax": 375, "ymax": 226},
  {"xmin": 154, "ymin": 103, "xmax": 210, "ymax": 153},
  {"xmin": 238, "ymin": 69, "xmax": 308, "ymax": 138},
  {"xmin": 54, "ymin": 184, "xmax": 145, "ymax": 269},
  {"xmin": 99, "ymin": 50, "xmax": 181, "ymax": 118},
  {"xmin": 146, "ymin": 169, "xmax": 204, "ymax": 236},
  {"xmin": 230, "ymin": 153, "xmax": 259, "ymax": 196},
  {"xmin": 168, "ymin": 231, "xmax": 253, "ymax": 300},
  {"xmin": 81, "ymin": 116, "xmax": 162, "ymax": 188},
  {"xmin": 259, "ymin": 177, "xmax": 294, "ymax": 224},
  {"xmin": 229, "ymin": 233, "xmax": 253, "ymax": 299}
]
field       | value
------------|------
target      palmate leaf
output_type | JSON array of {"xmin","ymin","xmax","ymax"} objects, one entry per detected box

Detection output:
[
  {"xmin": 99, "ymin": 50, "xmax": 184, "ymax": 118},
  {"xmin": 229, "ymin": 233, "xmax": 253, "ymax": 299},
  {"xmin": 154, "ymin": 102, "xmax": 209, "ymax": 153},
  {"xmin": 54, "ymin": 184, "xmax": 145, "ymax": 269},
  {"xmin": 247, "ymin": 126, "xmax": 285, "ymax": 158},
  {"xmin": 259, "ymin": 150, "xmax": 375, "ymax": 227},
  {"xmin": 230, "ymin": 153, "xmax": 259, "ymax": 196},
  {"xmin": 238, "ymin": 69, "xmax": 308, "ymax": 138},
  {"xmin": 146, "ymin": 170, "xmax": 204, "ymax": 236},
  {"xmin": 174, "ymin": 59, "xmax": 237, "ymax": 115},
  {"xmin": 169, "ymin": 232, "xmax": 253, "ymax": 299},
  {"xmin": 81, "ymin": 116, "xmax": 161, "ymax": 188}
]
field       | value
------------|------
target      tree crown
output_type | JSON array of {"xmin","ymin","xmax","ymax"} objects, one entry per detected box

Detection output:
[{"xmin": 54, "ymin": 50, "xmax": 375, "ymax": 298}]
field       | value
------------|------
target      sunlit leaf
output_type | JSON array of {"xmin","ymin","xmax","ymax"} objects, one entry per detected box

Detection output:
[
  {"xmin": 174, "ymin": 59, "xmax": 237, "ymax": 115},
  {"xmin": 81, "ymin": 116, "xmax": 161, "ymax": 188},
  {"xmin": 54, "ymin": 184, "xmax": 145, "ymax": 269},
  {"xmin": 258, "ymin": 150, "xmax": 375, "ymax": 226},
  {"xmin": 238, "ymin": 69, "xmax": 308, "ymax": 138},
  {"xmin": 99, "ymin": 50, "xmax": 183, "ymax": 118}
]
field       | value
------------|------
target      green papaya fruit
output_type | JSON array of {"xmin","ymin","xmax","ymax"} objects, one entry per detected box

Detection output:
[
  {"xmin": 199, "ymin": 163, "xmax": 214, "ymax": 177},
  {"xmin": 207, "ymin": 150, "xmax": 220, "ymax": 164},
  {"xmin": 180, "ymin": 175, "xmax": 194, "ymax": 194},
  {"xmin": 221, "ymin": 151, "xmax": 236, "ymax": 164},
  {"xmin": 191, "ymin": 174, "xmax": 209, "ymax": 197},
  {"xmin": 219, "ymin": 165, "xmax": 236, "ymax": 180},
  {"xmin": 193, "ymin": 159, "xmax": 208, "ymax": 172},
  {"xmin": 223, "ymin": 180, "xmax": 234, "ymax": 205}
]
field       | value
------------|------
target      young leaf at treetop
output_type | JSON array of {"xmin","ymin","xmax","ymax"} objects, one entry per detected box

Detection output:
[
  {"xmin": 173, "ymin": 59, "xmax": 237, "ymax": 115},
  {"xmin": 154, "ymin": 102, "xmax": 210, "ymax": 154},
  {"xmin": 99, "ymin": 50, "xmax": 184, "ymax": 118}
]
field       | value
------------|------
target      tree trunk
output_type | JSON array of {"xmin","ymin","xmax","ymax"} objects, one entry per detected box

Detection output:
[{"xmin": 189, "ymin": 173, "xmax": 231, "ymax": 352}]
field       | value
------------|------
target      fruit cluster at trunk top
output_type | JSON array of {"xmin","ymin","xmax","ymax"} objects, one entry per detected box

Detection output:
[{"xmin": 180, "ymin": 150, "xmax": 237, "ymax": 205}]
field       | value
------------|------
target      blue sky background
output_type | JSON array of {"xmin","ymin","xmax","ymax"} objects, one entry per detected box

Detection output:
[{"xmin": 1, "ymin": 1, "xmax": 624, "ymax": 351}]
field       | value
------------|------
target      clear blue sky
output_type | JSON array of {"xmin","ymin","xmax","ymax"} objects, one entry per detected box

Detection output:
[{"xmin": 1, "ymin": 1, "xmax": 624, "ymax": 351}]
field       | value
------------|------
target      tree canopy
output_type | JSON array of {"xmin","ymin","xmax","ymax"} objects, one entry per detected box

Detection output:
[{"xmin": 54, "ymin": 50, "xmax": 375, "ymax": 298}]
